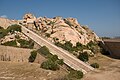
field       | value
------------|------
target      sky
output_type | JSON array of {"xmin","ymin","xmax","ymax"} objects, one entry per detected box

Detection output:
[{"xmin": 0, "ymin": 0, "xmax": 120, "ymax": 37}]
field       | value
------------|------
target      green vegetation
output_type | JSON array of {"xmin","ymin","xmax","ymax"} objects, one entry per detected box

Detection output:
[
  {"xmin": 37, "ymin": 46, "xmax": 51, "ymax": 56},
  {"xmin": 41, "ymin": 59, "xmax": 60, "ymax": 71},
  {"xmin": 45, "ymin": 33, "xmax": 50, "ymax": 37},
  {"xmin": 67, "ymin": 70, "xmax": 83, "ymax": 79},
  {"xmin": 0, "ymin": 24, "xmax": 21, "ymax": 39},
  {"xmin": 0, "ymin": 26, "xmax": 8, "ymax": 39},
  {"xmin": 2, "ymin": 39, "xmax": 34, "ymax": 49},
  {"xmin": 7, "ymin": 24, "xmax": 21, "ymax": 33},
  {"xmin": 15, "ymin": 35, "xmax": 20, "ymax": 39},
  {"xmin": 29, "ymin": 50, "xmax": 37, "ymax": 62},
  {"xmin": 74, "ymin": 42, "xmax": 85, "ymax": 52},
  {"xmin": 57, "ymin": 59, "xmax": 64, "ymax": 65},
  {"xmin": 38, "ymin": 46, "xmax": 64, "ymax": 71},
  {"xmin": 90, "ymin": 63, "xmax": 99, "ymax": 68},
  {"xmin": 78, "ymin": 52, "xmax": 89, "ymax": 62},
  {"xmin": 1, "ymin": 40, "xmax": 17, "ymax": 47},
  {"xmin": 17, "ymin": 39, "xmax": 34, "ymax": 49},
  {"xmin": 86, "ymin": 41, "xmax": 100, "ymax": 54},
  {"xmin": 55, "ymin": 41, "xmax": 74, "ymax": 52}
]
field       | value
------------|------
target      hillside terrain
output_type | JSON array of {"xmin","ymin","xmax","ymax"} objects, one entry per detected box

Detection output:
[
  {"xmin": 19, "ymin": 13, "xmax": 99, "ymax": 46},
  {"xmin": 0, "ymin": 13, "xmax": 119, "ymax": 80}
]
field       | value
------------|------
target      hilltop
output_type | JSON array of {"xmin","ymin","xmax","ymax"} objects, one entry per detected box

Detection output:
[{"xmin": 19, "ymin": 13, "xmax": 99, "ymax": 46}]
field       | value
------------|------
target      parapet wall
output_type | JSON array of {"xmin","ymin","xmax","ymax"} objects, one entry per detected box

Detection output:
[{"xmin": 0, "ymin": 45, "xmax": 32, "ymax": 62}]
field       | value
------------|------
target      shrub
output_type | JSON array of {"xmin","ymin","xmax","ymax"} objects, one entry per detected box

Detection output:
[
  {"xmin": 78, "ymin": 52, "xmax": 89, "ymax": 62},
  {"xmin": 87, "ymin": 41, "xmax": 96, "ymax": 48},
  {"xmin": 57, "ymin": 59, "xmax": 64, "ymax": 65},
  {"xmin": 49, "ymin": 55, "xmax": 58, "ymax": 62},
  {"xmin": 64, "ymin": 41, "xmax": 73, "ymax": 51},
  {"xmin": 55, "ymin": 42, "xmax": 64, "ymax": 48},
  {"xmin": 90, "ymin": 63, "xmax": 99, "ymax": 68},
  {"xmin": 68, "ymin": 70, "xmax": 83, "ymax": 79},
  {"xmin": 0, "ymin": 29, "xmax": 8, "ymax": 39},
  {"xmin": 1, "ymin": 40, "xmax": 17, "ymax": 47},
  {"xmin": 45, "ymin": 33, "xmax": 50, "ymax": 37},
  {"xmin": 75, "ymin": 42, "xmax": 84, "ymax": 51},
  {"xmin": 41, "ymin": 59, "xmax": 60, "ymax": 71},
  {"xmin": 37, "ymin": 46, "xmax": 51, "ymax": 56},
  {"xmin": 7, "ymin": 24, "xmax": 21, "ymax": 33},
  {"xmin": 28, "ymin": 39, "xmax": 34, "ymax": 49},
  {"xmin": 17, "ymin": 39, "xmax": 29, "ymax": 48},
  {"xmin": 17, "ymin": 39, "xmax": 34, "ymax": 49},
  {"xmin": 29, "ymin": 50, "xmax": 37, "ymax": 62}
]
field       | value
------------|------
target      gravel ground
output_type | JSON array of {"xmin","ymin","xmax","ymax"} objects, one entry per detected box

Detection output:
[
  {"xmin": 0, "ymin": 61, "xmax": 67, "ymax": 80},
  {"xmin": 82, "ymin": 54, "xmax": 120, "ymax": 80}
]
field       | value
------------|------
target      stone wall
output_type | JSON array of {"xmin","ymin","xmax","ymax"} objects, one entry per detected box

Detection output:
[{"xmin": 0, "ymin": 45, "xmax": 32, "ymax": 62}]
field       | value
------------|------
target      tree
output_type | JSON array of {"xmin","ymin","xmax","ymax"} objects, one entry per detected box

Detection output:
[
  {"xmin": 57, "ymin": 59, "xmax": 64, "ymax": 65},
  {"xmin": 90, "ymin": 63, "xmax": 99, "ymax": 68},
  {"xmin": 7, "ymin": 24, "xmax": 21, "ymax": 33},
  {"xmin": 37, "ymin": 46, "xmax": 51, "ymax": 56},
  {"xmin": 1, "ymin": 40, "xmax": 17, "ymax": 47},
  {"xmin": 41, "ymin": 59, "xmax": 59, "ymax": 71},
  {"xmin": 68, "ymin": 70, "xmax": 83, "ymax": 79},
  {"xmin": 64, "ymin": 41, "xmax": 73, "ymax": 52},
  {"xmin": 29, "ymin": 50, "xmax": 37, "ymax": 62},
  {"xmin": 78, "ymin": 52, "xmax": 89, "ymax": 62}
]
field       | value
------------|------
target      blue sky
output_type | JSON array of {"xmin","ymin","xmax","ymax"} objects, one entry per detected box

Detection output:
[{"xmin": 0, "ymin": 0, "xmax": 120, "ymax": 37}]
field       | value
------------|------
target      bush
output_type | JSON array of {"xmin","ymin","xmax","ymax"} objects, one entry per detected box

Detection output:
[
  {"xmin": 57, "ymin": 59, "xmax": 64, "ymax": 65},
  {"xmin": 68, "ymin": 70, "xmax": 83, "ymax": 79},
  {"xmin": 64, "ymin": 41, "xmax": 73, "ymax": 51},
  {"xmin": 41, "ymin": 59, "xmax": 60, "ymax": 71},
  {"xmin": 29, "ymin": 50, "xmax": 37, "ymax": 62},
  {"xmin": 55, "ymin": 41, "xmax": 74, "ymax": 52},
  {"xmin": 90, "ymin": 63, "xmax": 99, "ymax": 68},
  {"xmin": 55, "ymin": 42, "xmax": 64, "ymax": 48},
  {"xmin": 1, "ymin": 40, "xmax": 17, "ymax": 47},
  {"xmin": 0, "ymin": 29, "xmax": 8, "ymax": 39},
  {"xmin": 49, "ymin": 55, "xmax": 58, "ymax": 62},
  {"xmin": 78, "ymin": 52, "xmax": 89, "ymax": 62},
  {"xmin": 29, "ymin": 39, "xmax": 34, "ymax": 49},
  {"xmin": 37, "ymin": 46, "xmax": 51, "ymax": 56},
  {"xmin": 7, "ymin": 24, "xmax": 21, "ymax": 33},
  {"xmin": 17, "ymin": 39, "xmax": 34, "ymax": 49},
  {"xmin": 45, "ymin": 33, "xmax": 50, "ymax": 37},
  {"xmin": 75, "ymin": 42, "xmax": 84, "ymax": 51}
]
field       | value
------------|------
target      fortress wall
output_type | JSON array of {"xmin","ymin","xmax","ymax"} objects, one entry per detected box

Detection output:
[
  {"xmin": 0, "ymin": 45, "xmax": 32, "ymax": 62},
  {"xmin": 104, "ymin": 42, "xmax": 120, "ymax": 59}
]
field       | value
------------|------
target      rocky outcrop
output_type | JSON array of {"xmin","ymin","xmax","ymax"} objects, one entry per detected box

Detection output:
[
  {"xmin": 0, "ymin": 18, "xmax": 18, "ymax": 29},
  {"xmin": 0, "ymin": 31, "xmax": 29, "ymax": 44},
  {"xmin": 1, "ymin": 13, "xmax": 99, "ymax": 46}
]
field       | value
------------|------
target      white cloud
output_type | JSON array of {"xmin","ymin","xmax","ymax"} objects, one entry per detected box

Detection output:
[{"xmin": 0, "ymin": 15, "xmax": 7, "ymax": 18}]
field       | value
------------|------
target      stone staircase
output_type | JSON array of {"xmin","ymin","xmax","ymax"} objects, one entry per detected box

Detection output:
[{"xmin": 21, "ymin": 25, "xmax": 94, "ymax": 74}]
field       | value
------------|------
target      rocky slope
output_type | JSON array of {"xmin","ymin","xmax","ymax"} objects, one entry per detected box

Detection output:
[
  {"xmin": 0, "ymin": 17, "xmax": 18, "ymax": 29},
  {"xmin": 19, "ymin": 13, "xmax": 99, "ymax": 46},
  {"xmin": 0, "ymin": 13, "xmax": 99, "ymax": 46}
]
